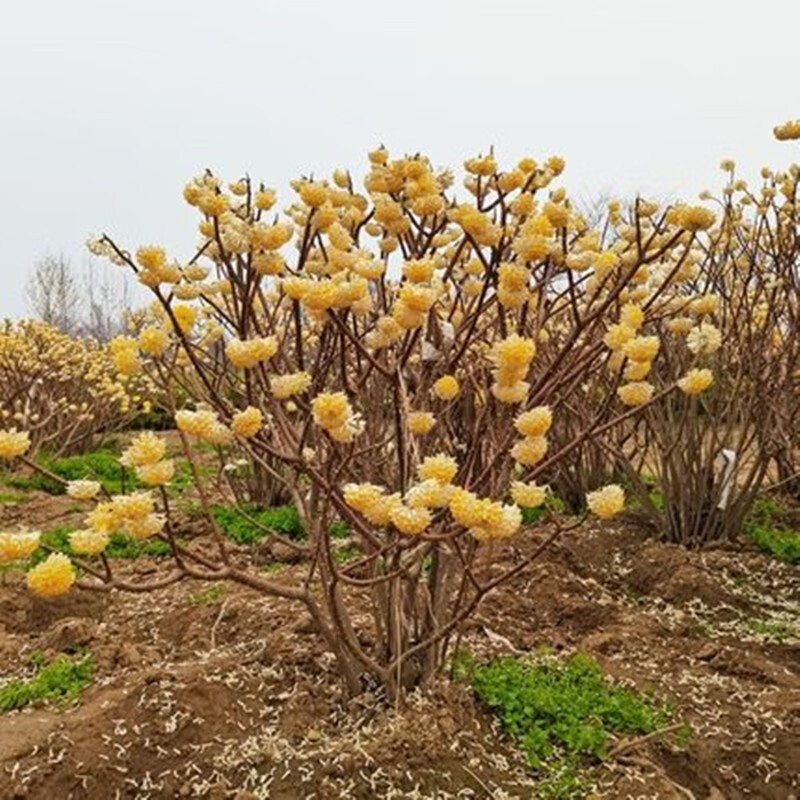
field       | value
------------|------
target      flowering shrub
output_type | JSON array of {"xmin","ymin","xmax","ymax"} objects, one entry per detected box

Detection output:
[
  {"xmin": 576, "ymin": 152, "xmax": 800, "ymax": 544},
  {"xmin": 0, "ymin": 320, "xmax": 149, "ymax": 458},
  {"xmin": 5, "ymin": 131, "xmax": 797, "ymax": 696}
]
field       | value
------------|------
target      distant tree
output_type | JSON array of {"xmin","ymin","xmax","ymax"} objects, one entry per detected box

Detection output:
[
  {"xmin": 25, "ymin": 255, "xmax": 82, "ymax": 335},
  {"xmin": 25, "ymin": 255, "xmax": 133, "ymax": 341},
  {"xmin": 83, "ymin": 261, "xmax": 132, "ymax": 341}
]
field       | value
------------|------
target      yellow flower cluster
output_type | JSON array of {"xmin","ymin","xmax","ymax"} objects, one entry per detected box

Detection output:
[
  {"xmin": 0, "ymin": 530, "xmax": 41, "ymax": 563},
  {"xmin": 510, "ymin": 481, "xmax": 548, "ymax": 508},
  {"xmin": 774, "ymin": 119, "xmax": 800, "ymax": 141},
  {"xmin": 270, "ymin": 371, "xmax": 312, "ymax": 400},
  {"xmin": 407, "ymin": 411, "xmax": 436, "ymax": 435},
  {"xmin": 676, "ymin": 205, "xmax": 716, "ymax": 232},
  {"xmin": 617, "ymin": 381, "xmax": 654, "ymax": 407},
  {"xmin": 405, "ymin": 479, "xmax": 454, "ymax": 509},
  {"xmin": 0, "ymin": 428, "xmax": 30, "ymax": 459},
  {"xmin": 432, "ymin": 375, "xmax": 460, "ymax": 401},
  {"xmin": 511, "ymin": 405, "xmax": 552, "ymax": 467},
  {"xmin": 496, "ymin": 261, "xmax": 531, "ymax": 309},
  {"xmin": 84, "ymin": 491, "xmax": 164, "ymax": 540},
  {"xmin": 110, "ymin": 336, "xmax": 142, "ymax": 377},
  {"xmin": 449, "ymin": 488, "xmax": 522, "ymax": 541},
  {"xmin": 678, "ymin": 368, "xmax": 714, "ymax": 395},
  {"xmin": 389, "ymin": 505, "xmax": 432, "ymax": 536},
  {"xmin": 622, "ymin": 336, "xmax": 660, "ymax": 363},
  {"xmin": 176, "ymin": 408, "xmax": 233, "ymax": 446},
  {"xmin": 312, "ymin": 392, "xmax": 363, "ymax": 443},
  {"xmin": 121, "ymin": 431, "xmax": 166, "ymax": 467},
  {"xmin": 343, "ymin": 483, "xmax": 402, "ymax": 525},
  {"xmin": 231, "ymin": 406, "xmax": 263, "ymax": 438},
  {"xmin": 417, "ymin": 454, "xmax": 458, "ymax": 484},
  {"xmin": 139, "ymin": 326, "xmax": 171, "ymax": 357},
  {"xmin": 135, "ymin": 246, "xmax": 181, "ymax": 287},
  {"xmin": 686, "ymin": 323, "xmax": 722, "ymax": 356},
  {"xmin": 586, "ymin": 484, "xmax": 625, "ymax": 519},
  {"xmin": 69, "ymin": 529, "xmax": 110, "ymax": 556},
  {"xmin": 27, "ymin": 553, "xmax": 76, "ymax": 597},
  {"xmin": 226, "ymin": 336, "xmax": 279, "ymax": 369},
  {"xmin": 136, "ymin": 460, "xmax": 176, "ymax": 486},
  {"xmin": 66, "ymin": 480, "xmax": 102, "ymax": 501},
  {"xmin": 121, "ymin": 432, "xmax": 174, "ymax": 486},
  {"xmin": 491, "ymin": 334, "xmax": 536, "ymax": 404}
]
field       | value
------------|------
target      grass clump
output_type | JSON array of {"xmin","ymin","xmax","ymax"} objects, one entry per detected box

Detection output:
[
  {"xmin": 212, "ymin": 503, "xmax": 305, "ymax": 544},
  {"xmin": 7, "ymin": 450, "xmax": 137, "ymax": 496},
  {"xmin": 191, "ymin": 585, "xmax": 227, "ymax": 604},
  {"xmin": 520, "ymin": 495, "xmax": 565, "ymax": 525},
  {"xmin": 744, "ymin": 498, "xmax": 800, "ymax": 565},
  {"xmin": 456, "ymin": 652, "xmax": 674, "ymax": 772},
  {"xmin": 746, "ymin": 619, "xmax": 794, "ymax": 643},
  {"xmin": 212, "ymin": 503, "xmax": 349, "ymax": 544},
  {"xmin": 0, "ymin": 653, "xmax": 93, "ymax": 713},
  {"xmin": 0, "ymin": 490, "xmax": 30, "ymax": 505},
  {"xmin": 30, "ymin": 525, "xmax": 171, "ymax": 565}
]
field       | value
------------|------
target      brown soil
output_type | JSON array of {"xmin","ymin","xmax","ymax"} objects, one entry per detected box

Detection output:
[{"xmin": 0, "ymin": 504, "xmax": 798, "ymax": 799}]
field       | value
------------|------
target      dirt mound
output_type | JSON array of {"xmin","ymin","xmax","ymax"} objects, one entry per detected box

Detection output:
[{"xmin": 0, "ymin": 517, "xmax": 798, "ymax": 799}]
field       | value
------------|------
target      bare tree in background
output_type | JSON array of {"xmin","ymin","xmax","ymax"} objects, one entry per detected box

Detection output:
[
  {"xmin": 83, "ymin": 260, "xmax": 132, "ymax": 341},
  {"xmin": 25, "ymin": 255, "xmax": 134, "ymax": 341},
  {"xmin": 25, "ymin": 254, "xmax": 83, "ymax": 335},
  {"xmin": 573, "ymin": 189, "xmax": 614, "ymax": 232}
]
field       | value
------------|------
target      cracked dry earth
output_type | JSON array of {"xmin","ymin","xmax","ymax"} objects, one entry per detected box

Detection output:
[{"xmin": 0, "ymin": 503, "xmax": 798, "ymax": 799}]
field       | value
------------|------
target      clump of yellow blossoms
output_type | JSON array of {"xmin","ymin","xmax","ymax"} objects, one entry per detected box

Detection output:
[
  {"xmin": 312, "ymin": 392, "xmax": 363, "ymax": 442},
  {"xmin": 0, "ymin": 428, "xmax": 31, "ymax": 459},
  {"xmin": 389, "ymin": 505, "xmax": 432, "ymax": 536},
  {"xmin": 176, "ymin": 409, "xmax": 233, "ymax": 446},
  {"xmin": 432, "ymin": 375, "xmax": 460, "ymax": 401},
  {"xmin": 139, "ymin": 326, "xmax": 171, "ymax": 358},
  {"xmin": 0, "ymin": 530, "xmax": 41, "ymax": 563},
  {"xmin": 120, "ymin": 432, "xmax": 174, "ymax": 486},
  {"xmin": 136, "ymin": 460, "xmax": 175, "ymax": 486},
  {"xmin": 226, "ymin": 336, "xmax": 279, "ymax": 369},
  {"xmin": 686, "ymin": 323, "xmax": 722, "ymax": 357},
  {"xmin": 774, "ymin": 119, "xmax": 800, "ymax": 140},
  {"xmin": 448, "ymin": 489, "xmax": 521, "ymax": 541},
  {"xmin": 511, "ymin": 435, "xmax": 549, "ymax": 466},
  {"xmin": 121, "ymin": 431, "xmax": 167, "ymax": 467},
  {"xmin": 27, "ymin": 553, "xmax": 76, "ymax": 597},
  {"xmin": 623, "ymin": 336, "xmax": 660, "ymax": 363},
  {"xmin": 270, "ymin": 372, "xmax": 311, "ymax": 400},
  {"xmin": 676, "ymin": 205, "xmax": 716, "ymax": 232},
  {"xmin": 110, "ymin": 336, "xmax": 142, "ymax": 377},
  {"xmin": 407, "ymin": 411, "xmax": 436, "ymax": 435},
  {"xmin": 67, "ymin": 480, "xmax": 102, "ymax": 501},
  {"xmin": 678, "ymin": 368, "xmax": 714, "ymax": 395},
  {"xmin": 604, "ymin": 324, "xmax": 636, "ymax": 352},
  {"xmin": 586, "ymin": 485, "xmax": 625, "ymax": 519},
  {"xmin": 511, "ymin": 405, "xmax": 552, "ymax": 467},
  {"xmin": 232, "ymin": 406, "xmax": 264, "ymax": 438},
  {"xmin": 617, "ymin": 381, "xmax": 654, "ymax": 407},
  {"xmin": 343, "ymin": 483, "xmax": 402, "ymax": 526},
  {"xmin": 514, "ymin": 406, "xmax": 552, "ymax": 438},
  {"xmin": 69, "ymin": 529, "xmax": 110, "ymax": 556},
  {"xmin": 417, "ymin": 454, "xmax": 458, "ymax": 484},
  {"xmin": 510, "ymin": 481, "xmax": 548, "ymax": 508},
  {"xmin": 491, "ymin": 334, "xmax": 536, "ymax": 404}
]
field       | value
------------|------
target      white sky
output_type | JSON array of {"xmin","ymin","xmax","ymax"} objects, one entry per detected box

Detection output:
[{"xmin": 1, "ymin": 0, "xmax": 798, "ymax": 319}]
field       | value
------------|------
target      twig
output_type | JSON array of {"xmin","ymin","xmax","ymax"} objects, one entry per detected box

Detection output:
[
  {"xmin": 609, "ymin": 722, "xmax": 685, "ymax": 758},
  {"xmin": 210, "ymin": 598, "xmax": 230, "ymax": 650}
]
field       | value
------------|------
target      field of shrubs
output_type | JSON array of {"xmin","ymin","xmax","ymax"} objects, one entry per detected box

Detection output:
[{"xmin": 1, "ymin": 122, "xmax": 799, "ymax": 799}]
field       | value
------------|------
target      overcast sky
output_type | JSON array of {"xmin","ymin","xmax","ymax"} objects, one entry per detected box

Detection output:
[{"xmin": 1, "ymin": 0, "xmax": 798, "ymax": 319}]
